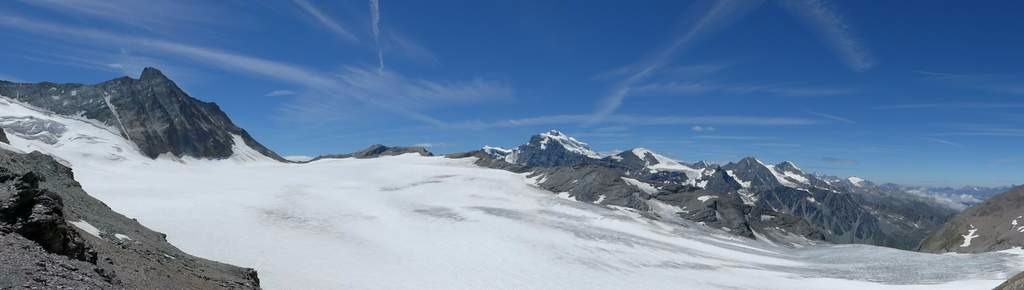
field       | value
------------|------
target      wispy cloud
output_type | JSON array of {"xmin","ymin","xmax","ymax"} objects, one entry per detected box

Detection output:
[
  {"xmin": 0, "ymin": 15, "xmax": 511, "ymax": 126},
  {"xmin": 292, "ymin": 0, "xmax": 359, "ymax": 43},
  {"xmin": 369, "ymin": 0, "xmax": 384, "ymax": 73},
  {"xmin": 694, "ymin": 135, "xmax": 773, "ymax": 140},
  {"xmin": 752, "ymin": 143, "xmax": 801, "ymax": 147},
  {"xmin": 411, "ymin": 142, "xmax": 447, "ymax": 148},
  {"xmin": 777, "ymin": 0, "xmax": 874, "ymax": 72},
  {"xmin": 819, "ymin": 156, "xmax": 851, "ymax": 166},
  {"xmin": 266, "ymin": 90, "xmax": 297, "ymax": 97},
  {"xmin": 589, "ymin": 0, "xmax": 764, "ymax": 123},
  {"xmin": 873, "ymin": 102, "xmax": 1024, "ymax": 110},
  {"xmin": 691, "ymin": 125, "xmax": 716, "ymax": 132},
  {"xmin": 915, "ymin": 70, "xmax": 1024, "ymax": 95},
  {"xmin": 808, "ymin": 111, "xmax": 856, "ymax": 124},
  {"xmin": 632, "ymin": 81, "xmax": 854, "ymax": 98},
  {"xmin": 13, "ymin": 0, "xmax": 224, "ymax": 32},
  {"xmin": 989, "ymin": 156, "xmax": 1024, "ymax": 167},
  {"xmin": 385, "ymin": 32, "xmax": 439, "ymax": 65},
  {"xmin": 448, "ymin": 113, "xmax": 817, "ymax": 130},
  {"xmin": 922, "ymin": 137, "xmax": 965, "ymax": 148},
  {"xmin": 930, "ymin": 128, "xmax": 1024, "ymax": 137},
  {"xmin": 595, "ymin": 63, "xmax": 729, "ymax": 81}
]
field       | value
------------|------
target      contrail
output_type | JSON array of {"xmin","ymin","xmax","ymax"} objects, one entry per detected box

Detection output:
[
  {"xmin": 588, "ymin": 0, "xmax": 764, "ymax": 124},
  {"xmin": 777, "ymin": 0, "xmax": 874, "ymax": 72},
  {"xmin": 292, "ymin": 0, "xmax": 358, "ymax": 43},
  {"xmin": 370, "ymin": 0, "xmax": 384, "ymax": 74}
]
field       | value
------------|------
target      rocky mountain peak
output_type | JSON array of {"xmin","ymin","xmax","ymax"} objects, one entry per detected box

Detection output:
[
  {"xmin": 734, "ymin": 157, "xmax": 764, "ymax": 168},
  {"xmin": 0, "ymin": 68, "xmax": 285, "ymax": 162},
  {"xmin": 691, "ymin": 160, "xmax": 714, "ymax": 169},
  {"xmin": 139, "ymin": 67, "xmax": 171, "ymax": 82},
  {"xmin": 528, "ymin": 130, "xmax": 601, "ymax": 158},
  {"xmin": 776, "ymin": 161, "xmax": 804, "ymax": 174}
]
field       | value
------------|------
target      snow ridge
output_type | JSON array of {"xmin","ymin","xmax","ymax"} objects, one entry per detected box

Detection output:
[
  {"xmin": 103, "ymin": 93, "xmax": 133, "ymax": 143},
  {"xmin": 538, "ymin": 130, "xmax": 601, "ymax": 159}
]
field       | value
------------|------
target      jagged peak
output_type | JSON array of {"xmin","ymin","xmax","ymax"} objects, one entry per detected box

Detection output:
[
  {"xmin": 481, "ymin": 145, "xmax": 511, "ymax": 154},
  {"xmin": 847, "ymin": 176, "xmax": 867, "ymax": 187},
  {"xmin": 139, "ymin": 67, "xmax": 171, "ymax": 82},
  {"xmin": 531, "ymin": 129, "xmax": 600, "ymax": 158},
  {"xmin": 776, "ymin": 161, "xmax": 803, "ymax": 172},
  {"xmin": 736, "ymin": 156, "xmax": 763, "ymax": 165},
  {"xmin": 542, "ymin": 129, "xmax": 566, "ymax": 136},
  {"xmin": 691, "ymin": 160, "xmax": 714, "ymax": 169}
]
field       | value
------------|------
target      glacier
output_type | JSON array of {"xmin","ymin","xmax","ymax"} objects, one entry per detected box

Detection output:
[{"xmin": 2, "ymin": 97, "xmax": 1023, "ymax": 289}]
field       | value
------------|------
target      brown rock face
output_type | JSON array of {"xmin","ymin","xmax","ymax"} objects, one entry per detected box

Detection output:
[{"xmin": 920, "ymin": 186, "xmax": 1024, "ymax": 253}]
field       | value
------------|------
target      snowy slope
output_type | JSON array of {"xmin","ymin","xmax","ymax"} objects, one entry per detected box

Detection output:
[
  {"xmin": 2, "ymin": 97, "xmax": 1023, "ymax": 289},
  {"xmin": 537, "ymin": 130, "xmax": 601, "ymax": 158},
  {"xmin": 630, "ymin": 148, "xmax": 704, "ymax": 178}
]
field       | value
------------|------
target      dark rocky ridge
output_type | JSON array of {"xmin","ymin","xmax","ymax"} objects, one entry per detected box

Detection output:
[
  {"xmin": 0, "ymin": 148, "xmax": 260, "ymax": 289},
  {"xmin": 0, "ymin": 68, "xmax": 284, "ymax": 162},
  {"xmin": 920, "ymin": 186, "xmax": 1024, "ymax": 253},
  {"xmin": 0, "ymin": 127, "xmax": 8, "ymax": 144},
  {"xmin": 304, "ymin": 144, "xmax": 433, "ymax": 162},
  {"xmin": 998, "ymin": 271, "xmax": 1024, "ymax": 290},
  {"xmin": 450, "ymin": 130, "xmax": 956, "ymax": 250}
]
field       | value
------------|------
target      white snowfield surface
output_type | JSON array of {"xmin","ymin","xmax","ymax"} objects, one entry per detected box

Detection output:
[{"xmin": 3, "ymin": 97, "xmax": 1024, "ymax": 289}]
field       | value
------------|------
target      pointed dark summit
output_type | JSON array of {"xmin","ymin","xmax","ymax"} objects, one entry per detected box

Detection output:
[
  {"xmin": 0, "ymin": 68, "xmax": 285, "ymax": 161},
  {"xmin": 139, "ymin": 67, "xmax": 170, "ymax": 81}
]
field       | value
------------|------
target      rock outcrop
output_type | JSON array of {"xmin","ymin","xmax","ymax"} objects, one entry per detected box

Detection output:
[
  {"xmin": 0, "ymin": 148, "xmax": 261, "ymax": 289},
  {"xmin": 997, "ymin": 271, "xmax": 1024, "ymax": 290}
]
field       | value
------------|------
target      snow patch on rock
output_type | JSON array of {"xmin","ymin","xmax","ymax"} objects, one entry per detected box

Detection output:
[
  {"xmin": 70, "ymin": 220, "xmax": 102, "ymax": 239},
  {"xmin": 960, "ymin": 225, "xmax": 980, "ymax": 248}
]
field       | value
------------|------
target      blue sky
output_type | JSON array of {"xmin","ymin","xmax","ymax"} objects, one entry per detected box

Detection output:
[{"xmin": 1, "ymin": 0, "xmax": 1023, "ymax": 186}]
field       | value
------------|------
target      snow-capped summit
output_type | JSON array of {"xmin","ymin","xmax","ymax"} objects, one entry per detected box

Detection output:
[
  {"xmin": 776, "ymin": 161, "xmax": 802, "ymax": 173},
  {"xmin": 722, "ymin": 157, "xmax": 784, "ymax": 189},
  {"xmin": 613, "ymin": 148, "xmax": 705, "ymax": 180},
  {"xmin": 690, "ymin": 160, "xmax": 714, "ymax": 169},
  {"xmin": 847, "ymin": 176, "xmax": 866, "ymax": 187},
  {"xmin": 534, "ymin": 130, "xmax": 601, "ymax": 159},
  {"xmin": 720, "ymin": 158, "xmax": 814, "ymax": 189},
  {"xmin": 479, "ymin": 130, "xmax": 602, "ymax": 167}
]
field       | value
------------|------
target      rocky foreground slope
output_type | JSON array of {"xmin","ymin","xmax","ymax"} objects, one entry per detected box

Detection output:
[
  {"xmin": 920, "ymin": 186, "xmax": 1024, "ymax": 253},
  {"xmin": 0, "ymin": 140, "xmax": 260, "ymax": 289}
]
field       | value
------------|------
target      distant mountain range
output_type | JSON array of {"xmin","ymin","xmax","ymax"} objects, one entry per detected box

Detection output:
[
  {"xmin": 883, "ymin": 185, "xmax": 1010, "ymax": 210},
  {"xmin": 449, "ymin": 130, "xmax": 965, "ymax": 249}
]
